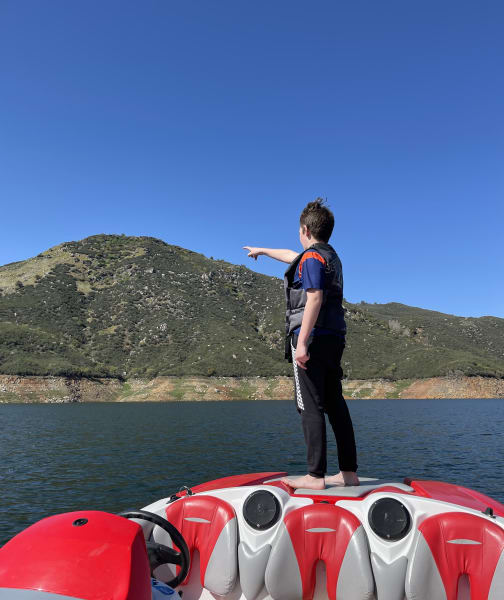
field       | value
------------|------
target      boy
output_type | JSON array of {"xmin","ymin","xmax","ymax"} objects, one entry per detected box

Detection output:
[{"xmin": 243, "ymin": 199, "xmax": 359, "ymax": 489}]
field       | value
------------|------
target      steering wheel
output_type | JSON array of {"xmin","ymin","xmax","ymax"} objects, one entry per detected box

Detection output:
[{"xmin": 118, "ymin": 509, "xmax": 190, "ymax": 588}]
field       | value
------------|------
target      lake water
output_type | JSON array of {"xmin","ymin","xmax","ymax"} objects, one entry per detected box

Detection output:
[{"xmin": 1, "ymin": 399, "xmax": 503, "ymax": 545}]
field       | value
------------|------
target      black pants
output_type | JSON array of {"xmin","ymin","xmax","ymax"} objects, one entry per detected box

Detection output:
[{"xmin": 291, "ymin": 333, "xmax": 358, "ymax": 478}]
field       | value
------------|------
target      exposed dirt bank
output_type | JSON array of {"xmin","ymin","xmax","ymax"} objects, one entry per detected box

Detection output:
[
  {"xmin": 0, "ymin": 375, "xmax": 503, "ymax": 403},
  {"xmin": 344, "ymin": 376, "xmax": 504, "ymax": 399}
]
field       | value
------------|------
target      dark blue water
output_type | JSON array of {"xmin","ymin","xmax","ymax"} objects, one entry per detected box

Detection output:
[{"xmin": 1, "ymin": 399, "xmax": 503, "ymax": 546}]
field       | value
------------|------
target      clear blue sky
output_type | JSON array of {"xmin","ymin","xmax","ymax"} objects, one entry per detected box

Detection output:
[{"xmin": 1, "ymin": 1, "xmax": 503, "ymax": 318}]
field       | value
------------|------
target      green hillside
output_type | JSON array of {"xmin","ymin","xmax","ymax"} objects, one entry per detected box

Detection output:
[{"xmin": 0, "ymin": 234, "xmax": 503, "ymax": 380}]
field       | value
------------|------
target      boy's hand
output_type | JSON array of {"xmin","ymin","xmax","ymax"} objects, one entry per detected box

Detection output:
[
  {"xmin": 243, "ymin": 246, "xmax": 263, "ymax": 260},
  {"xmin": 242, "ymin": 247, "xmax": 299, "ymax": 264},
  {"xmin": 295, "ymin": 341, "xmax": 310, "ymax": 370}
]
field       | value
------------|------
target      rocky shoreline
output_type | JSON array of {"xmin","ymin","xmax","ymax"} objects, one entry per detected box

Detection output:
[{"xmin": 1, "ymin": 374, "xmax": 503, "ymax": 403}]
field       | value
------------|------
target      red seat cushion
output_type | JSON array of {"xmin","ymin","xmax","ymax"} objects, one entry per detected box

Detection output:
[
  {"xmin": 164, "ymin": 495, "xmax": 237, "ymax": 593},
  {"xmin": 265, "ymin": 503, "xmax": 374, "ymax": 600},
  {"xmin": 408, "ymin": 512, "xmax": 504, "ymax": 600}
]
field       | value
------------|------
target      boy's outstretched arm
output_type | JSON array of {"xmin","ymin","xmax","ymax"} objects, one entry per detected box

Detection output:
[{"xmin": 243, "ymin": 246, "xmax": 299, "ymax": 264}]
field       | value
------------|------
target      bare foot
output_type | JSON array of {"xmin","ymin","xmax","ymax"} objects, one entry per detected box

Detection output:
[
  {"xmin": 281, "ymin": 474, "xmax": 326, "ymax": 490},
  {"xmin": 325, "ymin": 471, "xmax": 360, "ymax": 487}
]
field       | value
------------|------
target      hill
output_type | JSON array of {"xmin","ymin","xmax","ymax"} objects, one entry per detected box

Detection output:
[{"xmin": 0, "ymin": 234, "xmax": 503, "ymax": 380}]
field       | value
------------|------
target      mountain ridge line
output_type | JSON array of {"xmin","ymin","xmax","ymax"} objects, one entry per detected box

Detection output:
[{"xmin": 0, "ymin": 234, "xmax": 502, "ymax": 387}]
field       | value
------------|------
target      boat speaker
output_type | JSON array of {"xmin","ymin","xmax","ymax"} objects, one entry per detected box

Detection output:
[
  {"xmin": 243, "ymin": 490, "xmax": 281, "ymax": 531},
  {"xmin": 368, "ymin": 497, "xmax": 411, "ymax": 541}
]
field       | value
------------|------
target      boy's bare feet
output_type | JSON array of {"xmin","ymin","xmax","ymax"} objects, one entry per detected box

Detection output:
[
  {"xmin": 324, "ymin": 471, "xmax": 360, "ymax": 487},
  {"xmin": 281, "ymin": 474, "xmax": 326, "ymax": 490}
]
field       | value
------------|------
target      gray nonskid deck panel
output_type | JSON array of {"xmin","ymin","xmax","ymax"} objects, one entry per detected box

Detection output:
[{"xmin": 265, "ymin": 476, "xmax": 414, "ymax": 497}]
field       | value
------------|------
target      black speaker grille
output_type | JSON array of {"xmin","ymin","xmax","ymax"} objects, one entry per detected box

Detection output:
[
  {"xmin": 243, "ymin": 490, "xmax": 281, "ymax": 531},
  {"xmin": 368, "ymin": 497, "xmax": 411, "ymax": 541}
]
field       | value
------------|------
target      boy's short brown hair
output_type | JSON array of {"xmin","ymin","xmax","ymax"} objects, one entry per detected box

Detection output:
[{"xmin": 299, "ymin": 198, "xmax": 334, "ymax": 243}]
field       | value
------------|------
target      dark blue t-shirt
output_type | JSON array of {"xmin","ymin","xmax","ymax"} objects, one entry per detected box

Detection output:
[{"xmin": 292, "ymin": 251, "xmax": 339, "ymax": 336}]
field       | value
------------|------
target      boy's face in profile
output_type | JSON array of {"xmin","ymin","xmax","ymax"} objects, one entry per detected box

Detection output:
[{"xmin": 299, "ymin": 225, "xmax": 311, "ymax": 250}]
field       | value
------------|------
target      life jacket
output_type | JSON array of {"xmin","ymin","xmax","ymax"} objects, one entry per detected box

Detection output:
[{"xmin": 284, "ymin": 242, "xmax": 346, "ymax": 359}]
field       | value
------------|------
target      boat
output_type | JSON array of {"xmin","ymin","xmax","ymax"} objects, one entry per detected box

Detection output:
[{"xmin": 1, "ymin": 471, "xmax": 504, "ymax": 599}]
